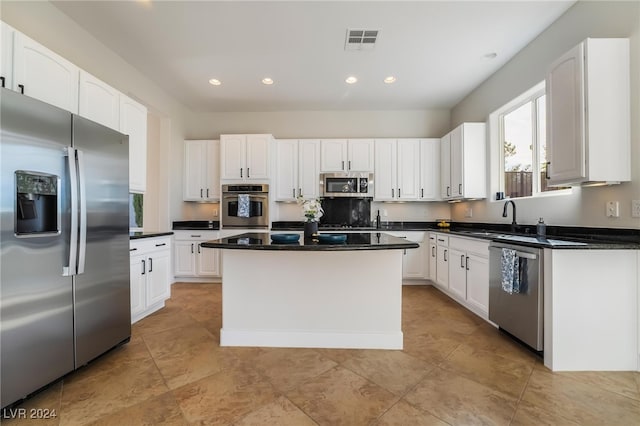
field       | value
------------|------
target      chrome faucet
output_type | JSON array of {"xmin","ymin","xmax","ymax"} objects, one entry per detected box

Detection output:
[{"xmin": 502, "ymin": 200, "xmax": 517, "ymax": 232}]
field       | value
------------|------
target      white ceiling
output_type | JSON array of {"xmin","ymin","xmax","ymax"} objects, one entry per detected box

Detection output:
[{"xmin": 52, "ymin": 1, "xmax": 575, "ymax": 112}]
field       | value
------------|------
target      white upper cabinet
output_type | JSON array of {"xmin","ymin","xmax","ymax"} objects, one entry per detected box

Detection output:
[
  {"xmin": 274, "ymin": 139, "xmax": 320, "ymax": 201},
  {"xmin": 441, "ymin": 123, "xmax": 486, "ymax": 200},
  {"xmin": 374, "ymin": 139, "xmax": 419, "ymax": 201},
  {"xmin": 220, "ymin": 134, "xmax": 271, "ymax": 181},
  {"xmin": 419, "ymin": 138, "xmax": 440, "ymax": 200},
  {"xmin": 13, "ymin": 31, "xmax": 79, "ymax": 113},
  {"xmin": 320, "ymin": 139, "xmax": 374, "ymax": 172},
  {"xmin": 546, "ymin": 38, "xmax": 630, "ymax": 186},
  {"xmin": 120, "ymin": 94, "xmax": 148, "ymax": 193},
  {"xmin": 79, "ymin": 71, "xmax": 120, "ymax": 130},
  {"xmin": 184, "ymin": 139, "xmax": 220, "ymax": 201},
  {"xmin": 1, "ymin": 22, "xmax": 14, "ymax": 90}
]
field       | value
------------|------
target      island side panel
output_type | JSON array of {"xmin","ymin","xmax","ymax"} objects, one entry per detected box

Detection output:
[{"xmin": 220, "ymin": 249, "xmax": 403, "ymax": 349}]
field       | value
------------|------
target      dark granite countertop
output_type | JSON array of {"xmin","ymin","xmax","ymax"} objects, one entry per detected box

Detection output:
[
  {"xmin": 173, "ymin": 220, "xmax": 220, "ymax": 230},
  {"xmin": 130, "ymin": 231, "xmax": 174, "ymax": 240},
  {"xmin": 201, "ymin": 232, "xmax": 420, "ymax": 251}
]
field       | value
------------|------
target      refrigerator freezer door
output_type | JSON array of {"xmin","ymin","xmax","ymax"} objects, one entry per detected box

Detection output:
[
  {"xmin": 0, "ymin": 88, "xmax": 75, "ymax": 407},
  {"xmin": 71, "ymin": 115, "xmax": 131, "ymax": 367}
]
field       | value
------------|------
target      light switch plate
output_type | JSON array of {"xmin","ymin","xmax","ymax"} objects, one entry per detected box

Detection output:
[
  {"xmin": 632, "ymin": 200, "xmax": 640, "ymax": 218},
  {"xmin": 606, "ymin": 201, "xmax": 620, "ymax": 218}
]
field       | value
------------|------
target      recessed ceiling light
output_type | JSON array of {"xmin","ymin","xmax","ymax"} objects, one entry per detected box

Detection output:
[
  {"xmin": 345, "ymin": 76, "xmax": 358, "ymax": 84},
  {"xmin": 484, "ymin": 52, "xmax": 498, "ymax": 60},
  {"xmin": 262, "ymin": 78, "xmax": 274, "ymax": 85},
  {"xmin": 383, "ymin": 76, "xmax": 396, "ymax": 84},
  {"xmin": 209, "ymin": 78, "xmax": 222, "ymax": 86}
]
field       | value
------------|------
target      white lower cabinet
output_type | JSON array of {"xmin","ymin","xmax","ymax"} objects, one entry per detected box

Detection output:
[
  {"xmin": 428, "ymin": 233, "xmax": 437, "ymax": 282},
  {"xmin": 387, "ymin": 231, "xmax": 427, "ymax": 280},
  {"xmin": 435, "ymin": 234, "xmax": 449, "ymax": 288},
  {"xmin": 130, "ymin": 236, "xmax": 171, "ymax": 324},
  {"xmin": 174, "ymin": 231, "xmax": 220, "ymax": 280},
  {"xmin": 447, "ymin": 236, "xmax": 489, "ymax": 316}
]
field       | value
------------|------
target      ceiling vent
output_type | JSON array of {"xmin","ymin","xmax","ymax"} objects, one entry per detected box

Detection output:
[{"xmin": 345, "ymin": 29, "xmax": 379, "ymax": 51}]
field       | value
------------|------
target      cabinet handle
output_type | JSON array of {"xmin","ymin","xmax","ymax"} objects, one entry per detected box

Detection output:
[
  {"xmin": 466, "ymin": 256, "xmax": 470, "ymax": 271},
  {"xmin": 18, "ymin": 84, "xmax": 24, "ymax": 94},
  {"xmin": 348, "ymin": 160, "xmax": 351, "ymax": 170},
  {"xmin": 398, "ymin": 188, "xmax": 401, "ymax": 198},
  {"xmin": 191, "ymin": 243, "xmax": 194, "ymax": 254},
  {"xmin": 437, "ymin": 238, "xmax": 445, "ymax": 242},
  {"xmin": 298, "ymin": 188, "xmax": 302, "ymax": 197},
  {"xmin": 0, "ymin": 76, "xmax": 4, "ymax": 88},
  {"xmin": 200, "ymin": 188, "xmax": 203, "ymax": 198},
  {"xmin": 155, "ymin": 243, "xmax": 166, "ymax": 247},
  {"xmin": 197, "ymin": 243, "xmax": 201, "ymax": 254},
  {"xmin": 460, "ymin": 254, "xmax": 465, "ymax": 268},
  {"xmin": 421, "ymin": 188, "xmax": 424, "ymax": 198},
  {"xmin": 191, "ymin": 235, "xmax": 201, "ymax": 238},
  {"xmin": 341, "ymin": 160, "xmax": 345, "ymax": 170},
  {"xmin": 240, "ymin": 168, "xmax": 243, "ymax": 178},
  {"xmin": 141, "ymin": 259, "xmax": 146, "ymax": 275},
  {"xmin": 444, "ymin": 249, "xmax": 448, "ymax": 262},
  {"xmin": 206, "ymin": 188, "xmax": 209, "ymax": 198},
  {"xmin": 130, "ymin": 248, "xmax": 138, "ymax": 252},
  {"xmin": 293, "ymin": 188, "xmax": 296, "ymax": 198},
  {"xmin": 148, "ymin": 257, "xmax": 153, "ymax": 273},
  {"xmin": 404, "ymin": 249, "xmax": 406, "ymax": 255},
  {"xmin": 545, "ymin": 162, "xmax": 551, "ymax": 180},
  {"xmin": 247, "ymin": 167, "xmax": 250, "ymax": 178},
  {"xmin": 458, "ymin": 184, "xmax": 462, "ymax": 195},
  {"xmin": 447, "ymin": 186, "xmax": 450, "ymax": 197},
  {"xmin": 391, "ymin": 188, "xmax": 394, "ymax": 198}
]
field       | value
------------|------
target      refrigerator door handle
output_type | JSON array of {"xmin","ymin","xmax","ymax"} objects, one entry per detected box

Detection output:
[
  {"xmin": 64, "ymin": 147, "xmax": 79, "ymax": 276},
  {"xmin": 76, "ymin": 149, "xmax": 87, "ymax": 274}
]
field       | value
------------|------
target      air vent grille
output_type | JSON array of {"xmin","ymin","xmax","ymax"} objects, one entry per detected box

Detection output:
[{"xmin": 345, "ymin": 29, "xmax": 379, "ymax": 51}]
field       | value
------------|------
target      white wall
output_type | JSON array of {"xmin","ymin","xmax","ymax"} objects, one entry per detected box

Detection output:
[{"xmin": 450, "ymin": 1, "xmax": 640, "ymax": 229}]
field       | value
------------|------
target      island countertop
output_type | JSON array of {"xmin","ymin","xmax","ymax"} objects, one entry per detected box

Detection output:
[{"xmin": 200, "ymin": 232, "xmax": 419, "ymax": 251}]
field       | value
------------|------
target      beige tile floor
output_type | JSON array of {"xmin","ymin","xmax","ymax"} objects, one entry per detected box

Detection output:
[{"xmin": 4, "ymin": 283, "xmax": 640, "ymax": 425}]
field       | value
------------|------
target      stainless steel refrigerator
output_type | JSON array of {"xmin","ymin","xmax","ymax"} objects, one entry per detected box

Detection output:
[{"xmin": 1, "ymin": 88, "xmax": 131, "ymax": 408}]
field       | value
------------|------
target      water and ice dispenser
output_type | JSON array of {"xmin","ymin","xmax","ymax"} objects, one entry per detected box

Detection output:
[{"xmin": 15, "ymin": 171, "xmax": 60, "ymax": 236}]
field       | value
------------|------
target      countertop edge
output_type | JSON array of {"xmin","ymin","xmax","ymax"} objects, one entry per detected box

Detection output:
[{"xmin": 130, "ymin": 231, "xmax": 174, "ymax": 240}]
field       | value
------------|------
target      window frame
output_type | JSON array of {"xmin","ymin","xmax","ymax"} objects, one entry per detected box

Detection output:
[{"xmin": 493, "ymin": 81, "xmax": 571, "ymax": 201}]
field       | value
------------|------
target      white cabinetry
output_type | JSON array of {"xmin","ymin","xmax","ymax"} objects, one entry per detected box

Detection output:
[
  {"xmin": 419, "ymin": 139, "xmax": 440, "ymax": 200},
  {"xmin": 130, "ymin": 236, "xmax": 171, "ymax": 324},
  {"xmin": 1, "ymin": 22, "xmax": 14, "ymax": 90},
  {"xmin": 435, "ymin": 234, "xmax": 449, "ymax": 288},
  {"xmin": 13, "ymin": 31, "xmax": 79, "ymax": 113},
  {"xmin": 275, "ymin": 139, "xmax": 321, "ymax": 201},
  {"xmin": 174, "ymin": 231, "xmax": 220, "ymax": 280},
  {"xmin": 78, "ymin": 71, "xmax": 120, "ymax": 130},
  {"xmin": 440, "ymin": 123, "xmax": 486, "ymax": 200},
  {"xmin": 120, "ymin": 94, "xmax": 148, "ymax": 193},
  {"xmin": 427, "ymin": 233, "xmax": 437, "ymax": 282},
  {"xmin": 374, "ymin": 139, "xmax": 420, "ymax": 201},
  {"xmin": 220, "ymin": 134, "xmax": 271, "ymax": 181},
  {"xmin": 447, "ymin": 236, "xmax": 489, "ymax": 316},
  {"xmin": 184, "ymin": 140, "xmax": 220, "ymax": 201},
  {"xmin": 320, "ymin": 139, "xmax": 374, "ymax": 172},
  {"xmin": 387, "ymin": 231, "xmax": 427, "ymax": 280},
  {"xmin": 546, "ymin": 38, "xmax": 630, "ymax": 186}
]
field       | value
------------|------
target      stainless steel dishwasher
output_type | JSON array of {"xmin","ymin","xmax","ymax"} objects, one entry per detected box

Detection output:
[{"xmin": 488, "ymin": 241, "xmax": 543, "ymax": 351}]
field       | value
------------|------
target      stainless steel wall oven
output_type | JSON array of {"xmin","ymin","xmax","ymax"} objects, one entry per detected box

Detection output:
[{"xmin": 221, "ymin": 184, "xmax": 269, "ymax": 228}]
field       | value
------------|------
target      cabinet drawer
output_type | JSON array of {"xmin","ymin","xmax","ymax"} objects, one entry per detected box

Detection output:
[
  {"xmin": 173, "ymin": 231, "xmax": 219, "ymax": 241},
  {"xmin": 449, "ymin": 236, "xmax": 489, "ymax": 256},
  {"xmin": 387, "ymin": 231, "xmax": 424, "ymax": 243},
  {"xmin": 130, "ymin": 237, "xmax": 171, "ymax": 254}
]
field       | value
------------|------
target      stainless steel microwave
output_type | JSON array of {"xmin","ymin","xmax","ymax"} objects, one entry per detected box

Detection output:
[{"xmin": 319, "ymin": 172, "xmax": 373, "ymax": 198}]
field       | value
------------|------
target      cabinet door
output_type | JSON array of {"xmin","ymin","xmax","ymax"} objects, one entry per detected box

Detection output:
[
  {"xmin": 78, "ymin": 71, "xmax": 120, "ymax": 130},
  {"xmin": 298, "ymin": 139, "xmax": 321, "ymax": 199},
  {"xmin": 450, "ymin": 125, "xmax": 464, "ymax": 198},
  {"xmin": 174, "ymin": 241, "xmax": 196, "ymax": 276},
  {"xmin": 374, "ymin": 139, "xmax": 397, "ymax": 200},
  {"xmin": 402, "ymin": 243, "xmax": 426, "ymax": 279},
  {"xmin": 13, "ymin": 32, "xmax": 79, "ymax": 113},
  {"xmin": 146, "ymin": 250, "xmax": 170, "ymax": 307},
  {"xmin": 197, "ymin": 244, "xmax": 220, "ymax": 277},
  {"xmin": 420, "ymin": 139, "xmax": 440, "ymax": 200},
  {"xmin": 220, "ymin": 135, "xmax": 246, "ymax": 179},
  {"xmin": 246, "ymin": 134, "xmax": 270, "ymax": 179},
  {"xmin": 184, "ymin": 140, "xmax": 208, "ymax": 201},
  {"xmin": 275, "ymin": 139, "xmax": 298, "ymax": 201},
  {"xmin": 466, "ymin": 254, "xmax": 489, "ymax": 314},
  {"xmin": 448, "ymin": 248, "xmax": 467, "ymax": 299},
  {"xmin": 546, "ymin": 42, "xmax": 586, "ymax": 183},
  {"xmin": 428, "ymin": 242, "xmax": 437, "ymax": 282},
  {"xmin": 440, "ymin": 133, "xmax": 451, "ymax": 199},
  {"xmin": 436, "ymin": 245, "xmax": 449, "ymax": 287},
  {"xmin": 129, "ymin": 254, "xmax": 146, "ymax": 321},
  {"xmin": 348, "ymin": 139, "xmax": 374, "ymax": 171},
  {"xmin": 397, "ymin": 139, "xmax": 420, "ymax": 200},
  {"xmin": 320, "ymin": 139, "xmax": 347, "ymax": 172},
  {"xmin": 1, "ymin": 22, "xmax": 15, "ymax": 90},
  {"xmin": 206, "ymin": 139, "xmax": 221, "ymax": 200},
  {"xmin": 120, "ymin": 95, "xmax": 148, "ymax": 193}
]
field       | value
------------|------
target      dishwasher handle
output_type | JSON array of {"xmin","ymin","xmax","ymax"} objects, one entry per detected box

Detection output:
[{"xmin": 490, "ymin": 244, "xmax": 539, "ymax": 260}]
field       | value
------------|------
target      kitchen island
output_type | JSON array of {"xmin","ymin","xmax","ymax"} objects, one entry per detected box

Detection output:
[{"xmin": 201, "ymin": 232, "xmax": 418, "ymax": 349}]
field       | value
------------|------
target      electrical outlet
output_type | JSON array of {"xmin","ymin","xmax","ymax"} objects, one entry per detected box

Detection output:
[
  {"xmin": 465, "ymin": 207, "xmax": 473, "ymax": 218},
  {"xmin": 213, "ymin": 208, "xmax": 218, "ymax": 217},
  {"xmin": 632, "ymin": 200, "xmax": 640, "ymax": 218},
  {"xmin": 606, "ymin": 201, "xmax": 620, "ymax": 218}
]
